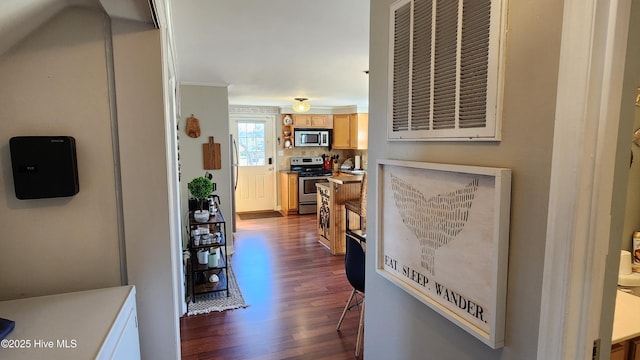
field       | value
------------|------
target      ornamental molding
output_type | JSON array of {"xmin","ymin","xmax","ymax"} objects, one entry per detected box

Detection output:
[{"xmin": 229, "ymin": 106, "xmax": 280, "ymax": 115}]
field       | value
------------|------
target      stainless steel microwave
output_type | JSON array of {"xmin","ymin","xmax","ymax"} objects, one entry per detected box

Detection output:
[{"xmin": 294, "ymin": 129, "xmax": 330, "ymax": 147}]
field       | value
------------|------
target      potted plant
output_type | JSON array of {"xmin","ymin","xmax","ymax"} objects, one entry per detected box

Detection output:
[{"xmin": 188, "ymin": 176, "xmax": 213, "ymax": 223}]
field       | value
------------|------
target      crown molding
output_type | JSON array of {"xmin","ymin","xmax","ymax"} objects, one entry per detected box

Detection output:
[
  {"xmin": 229, "ymin": 105, "xmax": 280, "ymax": 115},
  {"xmin": 180, "ymin": 81, "xmax": 229, "ymax": 88},
  {"xmin": 279, "ymin": 105, "xmax": 364, "ymax": 114},
  {"xmin": 331, "ymin": 105, "xmax": 359, "ymax": 114}
]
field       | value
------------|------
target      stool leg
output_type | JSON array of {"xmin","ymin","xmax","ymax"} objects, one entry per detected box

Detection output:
[
  {"xmin": 337, "ymin": 288, "xmax": 356, "ymax": 330},
  {"xmin": 346, "ymin": 208, "xmax": 350, "ymax": 232},
  {"xmin": 355, "ymin": 299, "xmax": 365, "ymax": 357}
]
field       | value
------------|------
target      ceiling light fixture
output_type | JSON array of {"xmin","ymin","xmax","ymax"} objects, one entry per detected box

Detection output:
[{"xmin": 292, "ymin": 98, "xmax": 311, "ymax": 113}]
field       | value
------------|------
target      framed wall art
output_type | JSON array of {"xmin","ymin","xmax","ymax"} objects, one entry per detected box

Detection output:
[{"xmin": 376, "ymin": 159, "xmax": 511, "ymax": 348}]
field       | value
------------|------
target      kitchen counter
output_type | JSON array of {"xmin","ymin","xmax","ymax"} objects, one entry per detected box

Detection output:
[
  {"xmin": 279, "ymin": 169, "xmax": 298, "ymax": 174},
  {"xmin": 328, "ymin": 174, "xmax": 363, "ymax": 185},
  {"xmin": 613, "ymin": 289, "xmax": 640, "ymax": 343},
  {"xmin": 339, "ymin": 169, "xmax": 366, "ymax": 175}
]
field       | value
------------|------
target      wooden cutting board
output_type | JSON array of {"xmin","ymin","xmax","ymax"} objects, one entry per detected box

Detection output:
[{"xmin": 203, "ymin": 136, "xmax": 221, "ymax": 170}]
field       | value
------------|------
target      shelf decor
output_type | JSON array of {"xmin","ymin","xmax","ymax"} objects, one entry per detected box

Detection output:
[
  {"xmin": 188, "ymin": 209, "xmax": 229, "ymax": 302},
  {"xmin": 188, "ymin": 176, "xmax": 213, "ymax": 223},
  {"xmin": 376, "ymin": 159, "xmax": 511, "ymax": 348}
]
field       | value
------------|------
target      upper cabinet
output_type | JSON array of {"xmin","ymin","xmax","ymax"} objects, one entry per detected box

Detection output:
[
  {"xmin": 332, "ymin": 113, "xmax": 368, "ymax": 150},
  {"xmin": 292, "ymin": 114, "xmax": 333, "ymax": 129}
]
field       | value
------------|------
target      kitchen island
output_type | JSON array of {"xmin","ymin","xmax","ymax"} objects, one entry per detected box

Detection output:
[{"xmin": 316, "ymin": 174, "xmax": 363, "ymax": 255}]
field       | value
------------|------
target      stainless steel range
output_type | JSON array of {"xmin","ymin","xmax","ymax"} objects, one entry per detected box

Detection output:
[{"xmin": 290, "ymin": 157, "xmax": 332, "ymax": 214}]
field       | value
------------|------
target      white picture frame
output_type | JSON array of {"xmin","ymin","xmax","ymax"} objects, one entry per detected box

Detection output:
[{"xmin": 376, "ymin": 159, "xmax": 511, "ymax": 348}]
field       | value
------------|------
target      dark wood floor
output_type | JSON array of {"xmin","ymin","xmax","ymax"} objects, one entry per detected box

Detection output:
[{"xmin": 180, "ymin": 214, "xmax": 362, "ymax": 359}]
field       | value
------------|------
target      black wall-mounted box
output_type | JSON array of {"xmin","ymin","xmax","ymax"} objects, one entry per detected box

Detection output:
[{"xmin": 9, "ymin": 136, "xmax": 79, "ymax": 199}]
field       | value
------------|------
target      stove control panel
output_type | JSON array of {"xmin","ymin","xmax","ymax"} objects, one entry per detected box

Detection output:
[{"xmin": 290, "ymin": 157, "xmax": 323, "ymax": 166}]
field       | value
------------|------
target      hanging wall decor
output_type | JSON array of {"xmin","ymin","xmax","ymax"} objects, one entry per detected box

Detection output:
[
  {"xmin": 185, "ymin": 114, "xmax": 201, "ymax": 138},
  {"xmin": 203, "ymin": 136, "xmax": 221, "ymax": 170},
  {"xmin": 376, "ymin": 159, "xmax": 511, "ymax": 348}
]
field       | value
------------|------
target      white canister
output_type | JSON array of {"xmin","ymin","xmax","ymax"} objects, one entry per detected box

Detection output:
[
  {"xmin": 620, "ymin": 250, "xmax": 633, "ymax": 275},
  {"xmin": 209, "ymin": 248, "xmax": 220, "ymax": 267},
  {"xmin": 355, "ymin": 155, "xmax": 361, "ymax": 170},
  {"xmin": 197, "ymin": 249, "xmax": 209, "ymax": 265}
]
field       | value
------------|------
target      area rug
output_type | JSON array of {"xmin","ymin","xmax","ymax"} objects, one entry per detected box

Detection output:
[
  {"xmin": 237, "ymin": 211, "xmax": 283, "ymax": 220},
  {"xmin": 187, "ymin": 266, "xmax": 248, "ymax": 316}
]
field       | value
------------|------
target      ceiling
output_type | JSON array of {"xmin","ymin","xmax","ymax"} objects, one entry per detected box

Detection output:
[
  {"xmin": 0, "ymin": 0, "xmax": 370, "ymax": 111},
  {"xmin": 169, "ymin": 0, "xmax": 371, "ymax": 111},
  {"xmin": 0, "ymin": 0, "xmax": 153, "ymax": 54}
]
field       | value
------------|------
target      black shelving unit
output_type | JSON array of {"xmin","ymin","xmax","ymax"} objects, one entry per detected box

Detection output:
[{"xmin": 188, "ymin": 207, "xmax": 228, "ymax": 302}]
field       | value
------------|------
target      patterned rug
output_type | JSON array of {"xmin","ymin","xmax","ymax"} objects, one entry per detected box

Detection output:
[{"xmin": 187, "ymin": 266, "xmax": 248, "ymax": 316}]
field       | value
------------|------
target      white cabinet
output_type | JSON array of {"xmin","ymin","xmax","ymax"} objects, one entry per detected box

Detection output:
[{"xmin": 0, "ymin": 286, "xmax": 140, "ymax": 360}]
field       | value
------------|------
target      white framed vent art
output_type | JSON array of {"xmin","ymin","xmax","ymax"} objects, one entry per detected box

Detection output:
[{"xmin": 376, "ymin": 159, "xmax": 511, "ymax": 348}]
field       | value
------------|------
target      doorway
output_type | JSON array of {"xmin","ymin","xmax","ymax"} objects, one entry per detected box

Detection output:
[
  {"xmin": 230, "ymin": 114, "xmax": 277, "ymax": 212},
  {"xmin": 537, "ymin": 0, "xmax": 640, "ymax": 358}
]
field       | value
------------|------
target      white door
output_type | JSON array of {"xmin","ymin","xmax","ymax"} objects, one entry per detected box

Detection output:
[{"xmin": 230, "ymin": 115, "xmax": 276, "ymax": 212}]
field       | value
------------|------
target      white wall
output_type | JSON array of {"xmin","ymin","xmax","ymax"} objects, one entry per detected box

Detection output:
[
  {"xmin": 111, "ymin": 18, "xmax": 180, "ymax": 360},
  {"xmin": 365, "ymin": 0, "xmax": 563, "ymax": 358},
  {"xmin": 0, "ymin": 6, "xmax": 181, "ymax": 359},
  {"xmin": 179, "ymin": 85, "xmax": 233, "ymax": 253},
  {"xmin": 0, "ymin": 7, "xmax": 121, "ymax": 300}
]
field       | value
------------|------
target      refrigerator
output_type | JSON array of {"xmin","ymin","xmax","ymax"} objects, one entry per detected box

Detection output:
[{"xmin": 230, "ymin": 134, "xmax": 238, "ymax": 232}]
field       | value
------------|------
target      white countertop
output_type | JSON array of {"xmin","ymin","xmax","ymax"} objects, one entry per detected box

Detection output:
[
  {"xmin": 0, "ymin": 286, "xmax": 135, "ymax": 359},
  {"xmin": 613, "ymin": 289, "xmax": 640, "ymax": 343}
]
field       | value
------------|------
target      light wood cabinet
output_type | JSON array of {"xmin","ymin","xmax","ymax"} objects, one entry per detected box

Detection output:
[
  {"xmin": 316, "ymin": 177, "xmax": 362, "ymax": 255},
  {"xmin": 610, "ymin": 337, "xmax": 640, "ymax": 360},
  {"xmin": 630, "ymin": 337, "xmax": 640, "ymax": 360},
  {"xmin": 612, "ymin": 341, "xmax": 629, "ymax": 360},
  {"xmin": 292, "ymin": 114, "xmax": 333, "ymax": 129},
  {"xmin": 332, "ymin": 114, "xmax": 350, "ymax": 148},
  {"xmin": 332, "ymin": 113, "xmax": 368, "ymax": 149},
  {"xmin": 280, "ymin": 172, "xmax": 298, "ymax": 215}
]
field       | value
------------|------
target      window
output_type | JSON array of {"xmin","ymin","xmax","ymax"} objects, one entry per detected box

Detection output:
[
  {"xmin": 388, "ymin": 0, "xmax": 507, "ymax": 141},
  {"xmin": 237, "ymin": 121, "xmax": 266, "ymax": 166}
]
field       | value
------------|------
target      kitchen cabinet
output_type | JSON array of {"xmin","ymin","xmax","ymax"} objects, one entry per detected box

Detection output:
[
  {"xmin": 316, "ymin": 175, "xmax": 362, "ymax": 255},
  {"xmin": 610, "ymin": 337, "xmax": 640, "ymax": 360},
  {"xmin": 293, "ymin": 114, "xmax": 333, "ymax": 129},
  {"xmin": 280, "ymin": 171, "xmax": 298, "ymax": 215},
  {"xmin": 332, "ymin": 113, "xmax": 368, "ymax": 149},
  {"xmin": 612, "ymin": 341, "xmax": 629, "ymax": 360},
  {"xmin": 0, "ymin": 286, "xmax": 140, "ymax": 360},
  {"xmin": 611, "ymin": 290, "xmax": 640, "ymax": 360},
  {"xmin": 630, "ymin": 338, "xmax": 640, "ymax": 360}
]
